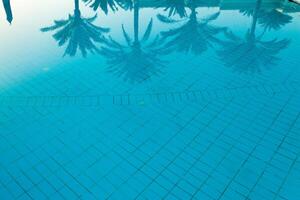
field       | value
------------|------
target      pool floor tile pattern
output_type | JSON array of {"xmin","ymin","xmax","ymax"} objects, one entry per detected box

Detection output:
[
  {"xmin": 0, "ymin": 92, "xmax": 299, "ymax": 200},
  {"xmin": 1, "ymin": 0, "xmax": 300, "ymax": 199}
]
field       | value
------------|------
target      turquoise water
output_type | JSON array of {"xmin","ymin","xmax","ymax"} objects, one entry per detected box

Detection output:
[{"xmin": 0, "ymin": 0, "xmax": 300, "ymax": 199}]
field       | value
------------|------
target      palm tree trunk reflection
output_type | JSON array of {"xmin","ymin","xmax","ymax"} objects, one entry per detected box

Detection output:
[
  {"xmin": 2, "ymin": 0, "xmax": 13, "ymax": 24},
  {"xmin": 249, "ymin": 0, "xmax": 262, "ymax": 40},
  {"xmin": 133, "ymin": 0, "xmax": 139, "ymax": 45}
]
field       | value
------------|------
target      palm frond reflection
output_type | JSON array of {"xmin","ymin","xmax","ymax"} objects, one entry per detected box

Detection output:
[
  {"xmin": 41, "ymin": 0, "xmax": 109, "ymax": 57},
  {"xmin": 217, "ymin": 31, "xmax": 289, "ymax": 73},
  {"xmin": 156, "ymin": 0, "xmax": 187, "ymax": 18},
  {"xmin": 217, "ymin": 0, "xmax": 290, "ymax": 74},
  {"xmin": 82, "ymin": 0, "xmax": 133, "ymax": 13},
  {"xmin": 100, "ymin": 1, "xmax": 167, "ymax": 83},
  {"xmin": 158, "ymin": 1, "xmax": 226, "ymax": 55}
]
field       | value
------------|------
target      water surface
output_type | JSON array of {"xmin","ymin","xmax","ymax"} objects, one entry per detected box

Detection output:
[{"xmin": 0, "ymin": 0, "xmax": 300, "ymax": 199}]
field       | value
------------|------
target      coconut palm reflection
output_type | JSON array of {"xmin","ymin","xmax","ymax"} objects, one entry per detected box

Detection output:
[
  {"xmin": 156, "ymin": 0, "xmax": 187, "ymax": 18},
  {"xmin": 100, "ymin": 0, "xmax": 166, "ymax": 83},
  {"xmin": 157, "ymin": 0, "xmax": 226, "ymax": 55},
  {"xmin": 82, "ymin": 0, "xmax": 133, "ymax": 13},
  {"xmin": 258, "ymin": 9, "xmax": 292, "ymax": 31},
  {"xmin": 2, "ymin": 0, "xmax": 13, "ymax": 24},
  {"xmin": 240, "ymin": 3, "xmax": 292, "ymax": 31},
  {"xmin": 41, "ymin": 0, "xmax": 109, "ymax": 57},
  {"xmin": 217, "ymin": 0, "xmax": 290, "ymax": 73}
]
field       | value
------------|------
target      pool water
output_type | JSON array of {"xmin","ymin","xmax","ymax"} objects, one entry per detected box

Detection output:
[{"xmin": 0, "ymin": 0, "xmax": 300, "ymax": 199}]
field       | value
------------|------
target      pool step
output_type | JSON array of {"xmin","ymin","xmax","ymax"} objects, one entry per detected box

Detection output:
[{"xmin": 0, "ymin": 82, "xmax": 298, "ymax": 106}]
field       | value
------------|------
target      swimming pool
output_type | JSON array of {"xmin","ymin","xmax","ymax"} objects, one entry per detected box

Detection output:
[{"xmin": 0, "ymin": 0, "xmax": 300, "ymax": 199}]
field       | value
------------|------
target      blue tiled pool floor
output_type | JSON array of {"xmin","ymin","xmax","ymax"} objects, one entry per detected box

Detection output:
[
  {"xmin": 1, "ymin": 91, "xmax": 299, "ymax": 199},
  {"xmin": 1, "ymin": 0, "xmax": 300, "ymax": 199}
]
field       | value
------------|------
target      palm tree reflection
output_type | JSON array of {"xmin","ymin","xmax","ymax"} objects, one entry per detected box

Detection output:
[
  {"xmin": 156, "ymin": 0, "xmax": 187, "ymax": 18},
  {"xmin": 217, "ymin": 0, "xmax": 290, "ymax": 73},
  {"xmin": 2, "ymin": 0, "xmax": 13, "ymax": 24},
  {"xmin": 240, "ymin": 3, "xmax": 292, "ymax": 31},
  {"xmin": 100, "ymin": 0, "xmax": 166, "ymax": 83},
  {"xmin": 41, "ymin": 0, "xmax": 109, "ymax": 57},
  {"xmin": 82, "ymin": 0, "xmax": 133, "ymax": 13},
  {"xmin": 258, "ymin": 9, "xmax": 292, "ymax": 31},
  {"xmin": 158, "ymin": 0, "xmax": 226, "ymax": 55}
]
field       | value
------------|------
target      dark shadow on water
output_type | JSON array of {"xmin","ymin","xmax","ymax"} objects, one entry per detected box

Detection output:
[{"xmin": 41, "ymin": 0, "xmax": 109, "ymax": 57}]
